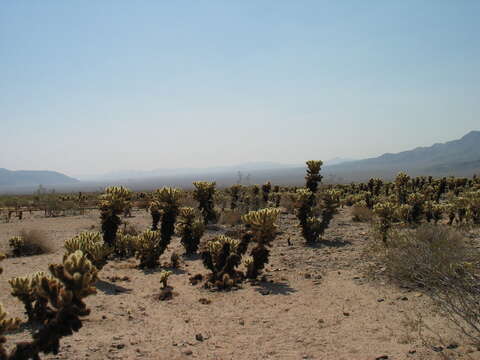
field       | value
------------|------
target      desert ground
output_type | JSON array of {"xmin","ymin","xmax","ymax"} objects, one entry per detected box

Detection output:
[{"xmin": 0, "ymin": 208, "xmax": 478, "ymax": 360}]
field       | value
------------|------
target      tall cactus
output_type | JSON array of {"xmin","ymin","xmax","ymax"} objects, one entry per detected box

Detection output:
[
  {"xmin": 242, "ymin": 208, "xmax": 280, "ymax": 279},
  {"xmin": 98, "ymin": 186, "xmax": 132, "ymax": 246},
  {"xmin": 193, "ymin": 181, "xmax": 217, "ymax": 224},
  {"xmin": 177, "ymin": 207, "xmax": 204, "ymax": 255}
]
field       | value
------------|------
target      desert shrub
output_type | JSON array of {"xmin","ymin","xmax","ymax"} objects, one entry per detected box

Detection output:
[
  {"xmin": 377, "ymin": 224, "xmax": 476, "ymax": 288},
  {"xmin": 193, "ymin": 181, "xmax": 218, "ymax": 224},
  {"xmin": 201, "ymin": 235, "xmax": 242, "ymax": 289},
  {"xmin": 8, "ymin": 229, "xmax": 52, "ymax": 257},
  {"xmin": 1, "ymin": 250, "xmax": 97, "ymax": 359},
  {"xmin": 352, "ymin": 203, "xmax": 373, "ymax": 222},
  {"xmin": 218, "ymin": 209, "xmax": 242, "ymax": 226},
  {"xmin": 394, "ymin": 172, "xmax": 410, "ymax": 205},
  {"xmin": 98, "ymin": 186, "xmax": 132, "ymax": 246},
  {"xmin": 279, "ymin": 192, "xmax": 296, "ymax": 213},
  {"xmin": 428, "ymin": 265, "xmax": 480, "ymax": 347},
  {"xmin": 176, "ymin": 207, "xmax": 205, "ymax": 255},
  {"xmin": 64, "ymin": 232, "xmax": 112, "ymax": 270},
  {"xmin": 242, "ymin": 208, "xmax": 280, "ymax": 279}
]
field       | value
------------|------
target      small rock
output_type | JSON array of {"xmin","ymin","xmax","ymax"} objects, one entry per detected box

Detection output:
[
  {"xmin": 447, "ymin": 343, "xmax": 459, "ymax": 349},
  {"xmin": 343, "ymin": 312, "xmax": 350, "ymax": 317},
  {"xmin": 198, "ymin": 298, "xmax": 211, "ymax": 305},
  {"xmin": 377, "ymin": 298, "xmax": 385, "ymax": 302},
  {"xmin": 195, "ymin": 334, "xmax": 204, "ymax": 342},
  {"xmin": 239, "ymin": 319, "xmax": 245, "ymax": 325},
  {"xmin": 183, "ymin": 350, "xmax": 193, "ymax": 356},
  {"xmin": 432, "ymin": 346, "xmax": 444, "ymax": 352},
  {"xmin": 375, "ymin": 356, "xmax": 389, "ymax": 360},
  {"xmin": 259, "ymin": 289, "xmax": 270, "ymax": 296}
]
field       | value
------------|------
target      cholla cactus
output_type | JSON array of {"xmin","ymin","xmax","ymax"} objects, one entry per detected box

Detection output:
[
  {"xmin": 98, "ymin": 186, "xmax": 132, "ymax": 246},
  {"xmin": 466, "ymin": 190, "xmax": 480, "ymax": 224},
  {"xmin": 201, "ymin": 235, "xmax": 241, "ymax": 289},
  {"xmin": 295, "ymin": 188, "xmax": 320, "ymax": 244},
  {"xmin": 242, "ymin": 208, "xmax": 280, "ymax": 279},
  {"xmin": 228, "ymin": 184, "xmax": 242, "ymax": 210},
  {"xmin": 0, "ymin": 303, "xmax": 21, "ymax": 359},
  {"xmin": 134, "ymin": 230, "xmax": 162, "ymax": 268},
  {"xmin": 8, "ymin": 236, "xmax": 25, "ymax": 257},
  {"xmin": 193, "ymin": 181, "xmax": 217, "ymax": 224},
  {"xmin": 373, "ymin": 202, "xmax": 396, "ymax": 245},
  {"xmin": 396, "ymin": 204, "xmax": 413, "ymax": 224},
  {"xmin": 9, "ymin": 272, "xmax": 54, "ymax": 322},
  {"xmin": 305, "ymin": 160, "xmax": 323, "ymax": 193},
  {"xmin": 115, "ymin": 232, "xmax": 137, "ymax": 258},
  {"xmin": 0, "ymin": 254, "xmax": 21, "ymax": 359},
  {"xmin": 159, "ymin": 270, "xmax": 172, "ymax": 289},
  {"xmin": 2, "ymin": 251, "xmax": 97, "ymax": 359},
  {"xmin": 319, "ymin": 189, "xmax": 341, "ymax": 233},
  {"xmin": 64, "ymin": 232, "xmax": 112, "ymax": 270},
  {"xmin": 176, "ymin": 207, "xmax": 205, "ymax": 255},
  {"xmin": 261, "ymin": 182, "xmax": 272, "ymax": 203},
  {"xmin": 407, "ymin": 192, "xmax": 425, "ymax": 224},
  {"xmin": 149, "ymin": 199, "xmax": 162, "ymax": 230},
  {"xmin": 394, "ymin": 172, "xmax": 410, "ymax": 204},
  {"xmin": 155, "ymin": 187, "xmax": 182, "ymax": 250}
]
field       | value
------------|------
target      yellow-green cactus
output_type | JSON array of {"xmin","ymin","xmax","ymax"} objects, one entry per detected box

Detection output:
[
  {"xmin": 98, "ymin": 186, "xmax": 132, "ymax": 246},
  {"xmin": 64, "ymin": 232, "xmax": 112, "ymax": 270},
  {"xmin": 201, "ymin": 235, "xmax": 242, "ymax": 289},
  {"xmin": 193, "ymin": 181, "xmax": 217, "ymax": 224},
  {"xmin": 133, "ymin": 230, "xmax": 162, "ymax": 268},
  {"xmin": 177, "ymin": 207, "xmax": 204, "ymax": 255}
]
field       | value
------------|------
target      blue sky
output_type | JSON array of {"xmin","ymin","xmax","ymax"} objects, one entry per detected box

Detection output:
[{"xmin": 1, "ymin": 1, "xmax": 479, "ymax": 177}]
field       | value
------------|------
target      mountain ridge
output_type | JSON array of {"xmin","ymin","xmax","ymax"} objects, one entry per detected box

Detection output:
[{"xmin": 0, "ymin": 168, "xmax": 79, "ymax": 187}]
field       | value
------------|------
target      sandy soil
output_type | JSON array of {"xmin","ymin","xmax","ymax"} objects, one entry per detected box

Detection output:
[{"xmin": 0, "ymin": 208, "xmax": 478, "ymax": 360}]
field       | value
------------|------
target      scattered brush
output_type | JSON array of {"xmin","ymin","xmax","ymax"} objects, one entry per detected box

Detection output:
[{"xmin": 8, "ymin": 229, "xmax": 52, "ymax": 257}]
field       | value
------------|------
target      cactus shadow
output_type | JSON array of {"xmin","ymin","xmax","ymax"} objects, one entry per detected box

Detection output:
[
  {"xmin": 95, "ymin": 279, "xmax": 132, "ymax": 295},
  {"xmin": 140, "ymin": 266, "xmax": 187, "ymax": 276},
  {"xmin": 307, "ymin": 238, "xmax": 352, "ymax": 248},
  {"xmin": 254, "ymin": 281, "xmax": 297, "ymax": 296}
]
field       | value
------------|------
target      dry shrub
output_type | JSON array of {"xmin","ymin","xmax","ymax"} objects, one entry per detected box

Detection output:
[
  {"xmin": 219, "ymin": 209, "xmax": 242, "ymax": 226},
  {"xmin": 428, "ymin": 268, "xmax": 480, "ymax": 347},
  {"xmin": 11, "ymin": 229, "xmax": 53, "ymax": 257},
  {"xmin": 120, "ymin": 222, "xmax": 140, "ymax": 236},
  {"xmin": 351, "ymin": 205, "xmax": 373, "ymax": 222},
  {"xmin": 279, "ymin": 192, "xmax": 296, "ymax": 214},
  {"xmin": 379, "ymin": 224, "xmax": 473, "ymax": 287},
  {"xmin": 375, "ymin": 224, "xmax": 480, "ymax": 345}
]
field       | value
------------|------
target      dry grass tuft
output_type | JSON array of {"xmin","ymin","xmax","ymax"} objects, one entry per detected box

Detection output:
[{"xmin": 10, "ymin": 229, "xmax": 54, "ymax": 257}]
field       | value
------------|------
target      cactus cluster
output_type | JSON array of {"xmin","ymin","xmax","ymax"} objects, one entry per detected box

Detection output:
[
  {"xmin": 176, "ymin": 207, "xmax": 205, "ymax": 255},
  {"xmin": 1, "ymin": 250, "xmax": 97, "ymax": 359},
  {"xmin": 64, "ymin": 232, "xmax": 112, "ymax": 270},
  {"xmin": 201, "ymin": 235, "xmax": 242, "ymax": 289},
  {"xmin": 242, "ymin": 208, "xmax": 280, "ymax": 279},
  {"xmin": 193, "ymin": 181, "xmax": 217, "ymax": 224},
  {"xmin": 98, "ymin": 186, "xmax": 132, "ymax": 246},
  {"xmin": 9, "ymin": 272, "xmax": 54, "ymax": 323}
]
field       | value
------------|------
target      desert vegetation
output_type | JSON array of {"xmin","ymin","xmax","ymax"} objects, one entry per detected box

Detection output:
[{"xmin": 0, "ymin": 164, "xmax": 479, "ymax": 359}]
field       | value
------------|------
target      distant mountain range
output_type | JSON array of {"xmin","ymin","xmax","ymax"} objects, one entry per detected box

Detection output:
[
  {"xmin": 0, "ymin": 131, "xmax": 478, "ymax": 194},
  {"xmin": 323, "ymin": 130, "xmax": 480, "ymax": 181},
  {"xmin": 0, "ymin": 168, "xmax": 79, "ymax": 188}
]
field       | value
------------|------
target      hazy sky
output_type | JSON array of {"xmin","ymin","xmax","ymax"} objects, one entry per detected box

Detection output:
[{"xmin": 1, "ymin": 1, "xmax": 479, "ymax": 177}]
